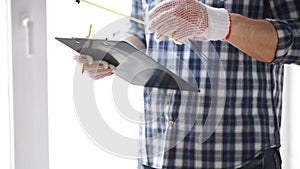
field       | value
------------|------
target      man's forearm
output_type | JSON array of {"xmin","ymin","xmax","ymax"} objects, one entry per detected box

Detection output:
[{"xmin": 226, "ymin": 13, "xmax": 278, "ymax": 62}]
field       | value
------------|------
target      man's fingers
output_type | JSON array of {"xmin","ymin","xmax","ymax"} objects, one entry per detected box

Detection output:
[
  {"xmin": 94, "ymin": 71, "xmax": 114, "ymax": 80},
  {"xmin": 148, "ymin": 10, "xmax": 173, "ymax": 33},
  {"xmin": 73, "ymin": 55, "xmax": 89, "ymax": 64},
  {"xmin": 148, "ymin": 0, "xmax": 175, "ymax": 21},
  {"xmin": 87, "ymin": 69, "xmax": 114, "ymax": 80},
  {"xmin": 83, "ymin": 61, "xmax": 110, "ymax": 70},
  {"xmin": 73, "ymin": 55, "xmax": 115, "ymax": 80}
]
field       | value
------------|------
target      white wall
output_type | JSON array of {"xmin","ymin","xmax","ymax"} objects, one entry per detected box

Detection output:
[
  {"xmin": 281, "ymin": 65, "xmax": 300, "ymax": 169},
  {"xmin": 9, "ymin": 0, "xmax": 49, "ymax": 168},
  {"xmin": 47, "ymin": 0, "xmax": 139, "ymax": 168}
]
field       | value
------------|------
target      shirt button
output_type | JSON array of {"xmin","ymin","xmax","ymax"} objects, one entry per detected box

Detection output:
[{"xmin": 168, "ymin": 120, "xmax": 174, "ymax": 127}]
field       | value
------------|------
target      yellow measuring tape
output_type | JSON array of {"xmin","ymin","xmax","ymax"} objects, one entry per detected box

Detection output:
[
  {"xmin": 77, "ymin": 0, "xmax": 147, "ymax": 25},
  {"xmin": 76, "ymin": 0, "xmax": 174, "ymax": 37}
]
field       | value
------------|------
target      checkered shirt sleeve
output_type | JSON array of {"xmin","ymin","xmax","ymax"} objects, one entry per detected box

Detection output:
[{"xmin": 267, "ymin": 0, "xmax": 300, "ymax": 65}]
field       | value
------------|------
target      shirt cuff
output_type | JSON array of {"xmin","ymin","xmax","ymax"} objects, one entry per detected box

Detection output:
[{"xmin": 267, "ymin": 19, "xmax": 294, "ymax": 64}]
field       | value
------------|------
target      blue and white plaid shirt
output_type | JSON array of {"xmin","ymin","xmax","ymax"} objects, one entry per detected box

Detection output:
[{"xmin": 128, "ymin": 0, "xmax": 300, "ymax": 168}]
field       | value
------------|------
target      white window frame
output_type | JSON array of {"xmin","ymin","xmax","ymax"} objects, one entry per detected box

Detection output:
[{"xmin": 6, "ymin": 0, "xmax": 49, "ymax": 169}]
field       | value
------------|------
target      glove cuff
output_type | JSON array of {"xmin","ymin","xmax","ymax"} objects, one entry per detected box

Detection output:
[{"xmin": 205, "ymin": 5, "xmax": 231, "ymax": 40}]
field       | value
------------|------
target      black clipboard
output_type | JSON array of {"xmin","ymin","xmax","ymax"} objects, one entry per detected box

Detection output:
[{"xmin": 55, "ymin": 37, "xmax": 199, "ymax": 92}]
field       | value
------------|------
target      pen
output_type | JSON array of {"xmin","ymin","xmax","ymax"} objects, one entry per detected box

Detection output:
[{"xmin": 82, "ymin": 24, "xmax": 93, "ymax": 74}]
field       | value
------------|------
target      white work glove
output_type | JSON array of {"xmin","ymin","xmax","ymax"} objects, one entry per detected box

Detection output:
[
  {"xmin": 74, "ymin": 55, "xmax": 115, "ymax": 80},
  {"xmin": 147, "ymin": 0, "xmax": 231, "ymax": 43}
]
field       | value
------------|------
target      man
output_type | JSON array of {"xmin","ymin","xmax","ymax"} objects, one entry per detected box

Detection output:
[{"xmin": 75, "ymin": 0, "xmax": 300, "ymax": 168}]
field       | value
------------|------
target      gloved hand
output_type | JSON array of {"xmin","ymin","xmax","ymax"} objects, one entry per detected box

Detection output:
[
  {"xmin": 74, "ymin": 55, "xmax": 115, "ymax": 80},
  {"xmin": 147, "ymin": 0, "xmax": 231, "ymax": 44}
]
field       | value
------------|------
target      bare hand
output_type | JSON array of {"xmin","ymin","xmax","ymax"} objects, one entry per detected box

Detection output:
[{"xmin": 74, "ymin": 55, "xmax": 115, "ymax": 80}]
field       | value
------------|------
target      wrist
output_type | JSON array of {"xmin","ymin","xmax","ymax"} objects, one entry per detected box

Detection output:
[{"xmin": 205, "ymin": 5, "xmax": 231, "ymax": 40}]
